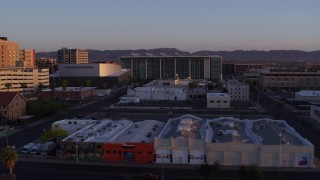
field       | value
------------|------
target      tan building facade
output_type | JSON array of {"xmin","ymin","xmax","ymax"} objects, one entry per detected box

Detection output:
[
  {"xmin": 0, "ymin": 37, "xmax": 19, "ymax": 67},
  {"xmin": 58, "ymin": 47, "xmax": 88, "ymax": 64},
  {"xmin": 259, "ymin": 71, "xmax": 320, "ymax": 90},
  {"xmin": 19, "ymin": 49, "xmax": 36, "ymax": 67},
  {"xmin": 0, "ymin": 67, "xmax": 49, "ymax": 96}
]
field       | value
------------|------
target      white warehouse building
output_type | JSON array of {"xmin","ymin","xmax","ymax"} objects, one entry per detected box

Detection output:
[{"xmin": 154, "ymin": 114, "xmax": 314, "ymax": 168}]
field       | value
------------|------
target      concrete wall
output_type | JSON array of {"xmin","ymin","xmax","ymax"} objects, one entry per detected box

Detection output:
[{"xmin": 155, "ymin": 138, "xmax": 314, "ymax": 167}]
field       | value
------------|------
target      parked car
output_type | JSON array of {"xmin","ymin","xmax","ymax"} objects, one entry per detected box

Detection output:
[
  {"xmin": 136, "ymin": 173, "xmax": 159, "ymax": 180},
  {"xmin": 30, "ymin": 143, "xmax": 43, "ymax": 155},
  {"xmin": 40, "ymin": 141, "xmax": 56, "ymax": 155},
  {"xmin": 21, "ymin": 143, "xmax": 35, "ymax": 154}
]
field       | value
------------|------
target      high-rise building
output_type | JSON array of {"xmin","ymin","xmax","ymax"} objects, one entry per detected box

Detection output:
[
  {"xmin": 57, "ymin": 47, "xmax": 88, "ymax": 64},
  {"xmin": 121, "ymin": 53, "xmax": 222, "ymax": 80},
  {"xmin": 0, "ymin": 37, "xmax": 19, "ymax": 67},
  {"xmin": 19, "ymin": 49, "xmax": 36, "ymax": 67},
  {"xmin": 36, "ymin": 57, "xmax": 58, "ymax": 74}
]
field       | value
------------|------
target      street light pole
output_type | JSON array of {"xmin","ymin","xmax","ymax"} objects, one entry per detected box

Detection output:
[
  {"xmin": 279, "ymin": 131, "xmax": 282, "ymax": 169},
  {"xmin": 162, "ymin": 153, "xmax": 164, "ymax": 180},
  {"xmin": 76, "ymin": 140, "xmax": 79, "ymax": 164}
]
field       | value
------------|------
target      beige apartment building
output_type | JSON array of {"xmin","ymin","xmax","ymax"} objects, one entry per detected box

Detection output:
[
  {"xmin": 0, "ymin": 37, "xmax": 19, "ymax": 67},
  {"xmin": 0, "ymin": 67, "xmax": 49, "ymax": 96},
  {"xmin": 19, "ymin": 49, "xmax": 36, "ymax": 67},
  {"xmin": 58, "ymin": 47, "xmax": 88, "ymax": 64},
  {"xmin": 259, "ymin": 70, "xmax": 320, "ymax": 90}
]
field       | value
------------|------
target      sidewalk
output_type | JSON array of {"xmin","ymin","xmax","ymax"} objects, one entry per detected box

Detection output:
[{"xmin": 18, "ymin": 154, "xmax": 196, "ymax": 170}]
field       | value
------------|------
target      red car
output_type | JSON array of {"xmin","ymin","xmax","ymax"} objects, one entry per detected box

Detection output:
[{"xmin": 136, "ymin": 173, "xmax": 159, "ymax": 180}]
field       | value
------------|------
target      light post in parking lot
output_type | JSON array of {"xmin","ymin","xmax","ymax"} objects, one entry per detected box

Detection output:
[
  {"xmin": 161, "ymin": 153, "xmax": 164, "ymax": 180},
  {"xmin": 76, "ymin": 140, "xmax": 79, "ymax": 163},
  {"xmin": 279, "ymin": 131, "xmax": 282, "ymax": 169}
]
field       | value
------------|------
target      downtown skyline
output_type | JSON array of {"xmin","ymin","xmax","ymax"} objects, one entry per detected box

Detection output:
[{"xmin": 1, "ymin": 0, "xmax": 320, "ymax": 52}]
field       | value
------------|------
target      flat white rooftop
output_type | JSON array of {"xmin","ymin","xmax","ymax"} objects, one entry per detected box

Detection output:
[
  {"xmin": 296, "ymin": 90, "xmax": 320, "ymax": 97},
  {"xmin": 52, "ymin": 119, "xmax": 97, "ymax": 135},
  {"xmin": 114, "ymin": 120, "xmax": 165, "ymax": 143},
  {"xmin": 158, "ymin": 114, "xmax": 206, "ymax": 139},
  {"xmin": 207, "ymin": 117, "xmax": 312, "ymax": 146},
  {"xmin": 207, "ymin": 93, "xmax": 229, "ymax": 98},
  {"xmin": 63, "ymin": 119, "xmax": 133, "ymax": 142}
]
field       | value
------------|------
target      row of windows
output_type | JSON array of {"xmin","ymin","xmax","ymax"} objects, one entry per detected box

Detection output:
[
  {"xmin": 229, "ymin": 92, "xmax": 247, "ymax": 95},
  {"xmin": 209, "ymin": 100, "xmax": 228, "ymax": 103},
  {"xmin": 231, "ymin": 96, "xmax": 246, "ymax": 99}
]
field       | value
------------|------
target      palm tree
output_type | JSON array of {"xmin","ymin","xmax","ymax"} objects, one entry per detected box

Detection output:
[
  {"xmin": 212, "ymin": 161, "xmax": 221, "ymax": 179},
  {"xmin": 37, "ymin": 83, "xmax": 45, "ymax": 95},
  {"xmin": 61, "ymin": 80, "xmax": 69, "ymax": 101},
  {"xmin": 2, "ymin": 145, "xmax": 18, "ymax": 176},
  {"xmin": 4, "ymin": 83, "xmax": 12, "ymax": 92},
  {"xmin": 19, "ymin": 83, "xmax": 28, "ymax": 97}
]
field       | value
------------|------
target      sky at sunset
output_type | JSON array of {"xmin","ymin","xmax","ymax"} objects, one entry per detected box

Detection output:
[{"xmin": 1, "ymin": 0, "xmax": 319, "ymax": 52}]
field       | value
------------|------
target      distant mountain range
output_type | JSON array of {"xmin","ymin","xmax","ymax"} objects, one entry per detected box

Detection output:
[{"xmin": 36, "ymin": 48, "xmax": 320, "ymax": 63}]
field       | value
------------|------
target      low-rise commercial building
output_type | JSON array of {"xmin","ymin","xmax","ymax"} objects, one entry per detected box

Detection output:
[
  {"xmin": 51, "ymin": 62, "xmax": 131, "ymax": 89},
  {"xmin": 310, "ymin": 105, "xmax": 320, "ymax": 122},
  {"xmin": 155, "ymin": 115, "xmax": 314, "ymax": 167},
  {"xmin": 295, "ymin": 90, "xmax": 320, "ymax": 102},
  {"xmin": 207, "ymin": 93, "xmax": 231, "ymax": 108},
  {"xmin": 39, "ymin": 87, "xmax": 95, "ymax": 100},
  {"xmin": 259, "ymin": 70, "xmax": 320, "ymax": 90}
]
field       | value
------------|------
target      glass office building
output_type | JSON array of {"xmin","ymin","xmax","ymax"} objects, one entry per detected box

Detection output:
[{"xmin": 121, "ymin": 53, "xmax": 222, "ymax": 80}]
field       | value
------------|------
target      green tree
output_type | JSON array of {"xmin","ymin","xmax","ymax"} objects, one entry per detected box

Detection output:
[
  {"xmin": 4, "ymin": 83, "xmax": 12, "ymax": 92},
  {"xmin": 2, "ymin": 145, "xmax": 18, "ymax": 176},
  {"xmin": 198, "ymin": 164, "xmax": 212, "ymax": 180},
  {"xmin": 84, "ymin": 80, "xmax": 91, "ymax": 87},
  {"xmin": 189, "ymin": 81, "xmax": 198, "ymax": 89},
  {"xmin": 102, "ymin": 82, "xmax": 107, "ymax": 89},
  {"xmin": 49, "ymin": 82, "xmax": 56, "ymax": 99},
  {"xmin": 239, "ymin": 165, "xmax": 263, "ymax": 180},
  {"xmin": 20, "ymin": 82, "xmax": 28, "ymax": 97},
  {"xmin": 61, "ymin": 80, "xmax": 69, "ymax": 91},
  {"xmin": 41, "ymin": 128, "xmax": 68, "ymax": 142},
  {"xmin": 37, "ymin": 83, "xmax": 45, "ymax": 94}
]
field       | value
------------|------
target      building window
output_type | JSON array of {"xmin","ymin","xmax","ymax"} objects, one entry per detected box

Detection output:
[
  {"xmin": 137, "ymin": 151, "xmax": 142, "ymax": 154},
  {"xmin": 118, "ymin": 151, "xmax": 122, "ymax": 154},
  {"xmin": 113, "ymin": 150, "xmax": 117, "ymax": 154},
  {"xmin": 107, "ymin": 150, "xmax": 111, "ymax": 154}
]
